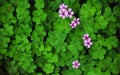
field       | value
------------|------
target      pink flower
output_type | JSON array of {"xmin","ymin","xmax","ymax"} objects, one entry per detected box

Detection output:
[
  {"xmin": 73, "ymin": 18, "xmax": 80, "ymax": 25},
  {"xmin": 84, "ymin": 40, "xmax": 93, "ymax": 48},
  {"xmin": 66, "ymin": 8, "xmax": 74, "ymax": 18},
  {"xmin": 59, "ymin": 3, "xmax": 68, "ymax": 9},
  {"xmin": 72, "ymin": 60, "xmax": 80, "ymax": 69},
  {"xmin": 70, "ymin": 21, "xmax": 77, "ymax": 28},
  {"xmin": 83, "ymin": 34, "xmax": 91, "ymax": 42},
  {"xmin": 59, "ymin": 9, "xmax": 67, "ymax": 19},
  {"xmin": 83, "ymin": 34, "xmax": 93, "ymax": 48}
]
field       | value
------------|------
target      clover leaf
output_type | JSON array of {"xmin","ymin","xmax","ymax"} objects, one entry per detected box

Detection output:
[
  {"xmin": 113, "ymin": 5, "xmax": 120, "ymax": 17},
  {"xmin": 98, "ymin": 57, "xmax": 112, "ymax": 71},
  {"xmin": 103, "ymin": 7, "xmax": 112, "ymax": 18},
  {"xmin": 54, "ymin": 18, "xmax": 71, "ymax": 33},
  {"xmin": 90, "ymin": 47, "xmax": 106, "ymax": 60},
  {"xmin": 87, "ymin": 67, "xmax": 102, "ymax": 75},
  {"xmin": 94, "ymin": 15, "xmax": 108, "ymax": 31},
  {"xmin": 110, "ymin": 63, "xmax": 120, "ymax": 74},
  {"xmin": 43, "ymin": 63, "xmax": 54, "ymax": 74},
  {"xmin": 103, "ymin": 36, "xmax": 118, "ymax": 50}
]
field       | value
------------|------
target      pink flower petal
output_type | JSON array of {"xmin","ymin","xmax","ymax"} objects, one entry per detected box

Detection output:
[
  {"xmin": 84, "ymin": 34, "xmax": 89, "ymax": 37},
  {"xmin": 75, "ymin": 60, "xmax": 78, "ymax": 63},
  {"xmin": 78, "ymin": 63, "xmax": 80, "ymax": 66},
  {"xmin": 90, "ymin": 42, "xmax": 93, "ymax": 45},
  {"xmin": 72, "ymin": 65, "xmax": 76, "ymax": 68},
  {"xmin": 87, "ymin": 45, "xmax": 91, "ymax": 48},
  {"xmin": 84, "ymin": 43, "xmax": 88, "ymax": 46},
  {"xmin": 72, "ymin": 61, "xmax": 76, "ymax": 64},
  {"xmin": 75, "ymin": 66, "xmax": 79, "ymax": 69},
  {"xmin": 59, "ymin": 3, "xmax": 68, "ymax": 9},
  {"xmin": 77, "ymin": 18, "xmax": 80, "ymax": 21}
]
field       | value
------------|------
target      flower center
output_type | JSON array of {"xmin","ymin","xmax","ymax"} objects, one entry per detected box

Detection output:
[
  {"xmin": 62, "ymin": 12, "xmax": 65, "ymax": 15},
  {"xmin": 87, "ymin": 42, "xmax": 90, "ymax": 45},
  {"xmin": 72, "ymin": 23, "xmax": 74, "ymax": 26},
  {"xmin": 75, "ymin": 63, "xmax": 78, "ymax": 66},
  {"xmin": 74, "ymin": 20, "xmax": 78, "ymax": 23},
  {"xmin": 68, "ymin": 11, "xmax": 71, "ymax": 15},
  {"xmin": 85, "ymin": 36, "xmax": 88, "ymax": 40}
]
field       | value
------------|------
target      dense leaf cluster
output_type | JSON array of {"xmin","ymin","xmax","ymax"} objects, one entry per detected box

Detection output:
[{"xmin": 0, "ymin": 0, "xmax": 120, "ymax": 75}]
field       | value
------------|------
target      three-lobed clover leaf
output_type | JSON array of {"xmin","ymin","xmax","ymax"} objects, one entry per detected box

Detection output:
[
  {"xmin": 35, "ymin": 0, "xmax": 45, "ymax": 9},
  {"xmin": 113, "ymin": 5, "xmax": 120, "ymax": 17},
  {"xmin": 90, "ymin": 41, "xmax": 106, "ymax": 60},
  {"xmin": 103, "ymin": 36, "xmax": 118, "ymax": 50},
  {"xmin": 27, "ymin": 63, "xmax": 36, "ymax": 73},
  {"xmin": 48, "ymin": 54, "xmax": 58, "ymax": 63},
  {"xmin": 91, "ymin": 48, "xmax": 106, "ymax": 60},
  {"xmin": 87, "ymin": 67, "xmax": 102, "ymax": 75},
  {"xmin": 54, "ymin": 18, "xmax": 71, "ymax": 33},
  {"xmin": 33, "ymin": 0, "xmax": 47, "ymax": 25},
  {"xmin": 43, "ymin": 63, "xmax": 54, "ymax": 74},
  {"xmin": 94, "ymin": 15, "xmax": 108, "ymax": 31},
  {"xmin": 3, "ymin": 24, "xmax": 13, "ymax": 36},
  {"xmin": 110, "ymin": 54, "xmax": 120, "ymax": 74},
  {"xmin": 103, "ymin": 7, "xmax": 112, "ymax": 18},
  {"xmin": 110, "ymin": 63, "xmax": 120, "ymax": 74},
  {"xmin": 98, "ymin": 57, "xmax": 112, "ymax": 71},
  {"xmin": 16, "ymin": 0, "xmax": 30, "ymax": 9},
  {"xmin": 80, "ymin": 55, "xmax": 95, "ymax": 72}
]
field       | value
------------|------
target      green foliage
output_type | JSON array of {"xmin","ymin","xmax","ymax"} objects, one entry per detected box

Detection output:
[
  {"xmin": 87, "ymin": 67, "xmax": 102, "ymax": 75},
  {"xmin": 0, "ymin": 0, "xmax": 120, "ymax": 75},
  {"xmin": 80, "ymin": 55, "xmax": 95, "ymax": 74},
  {"xmin": 63, "ymin": 69, "xmax": 81, "ymax": 75},
  {"xmin": 43, "ymin": 63, "xmax": 54, "ymax": 74},
  {"xmin": 110, "ymin": 54, "xmax": 120, "ymax": 74},
  {"xmin": 98, "ymin": 57, "xmax": 112, "ymax": 71},
  {"xmin": 33, "ymin": 0, "xmax": 47, "ymax": 25},
  {"xmin": 103, "ymin": 36, "xmax": 118, "ymax": 50}
]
